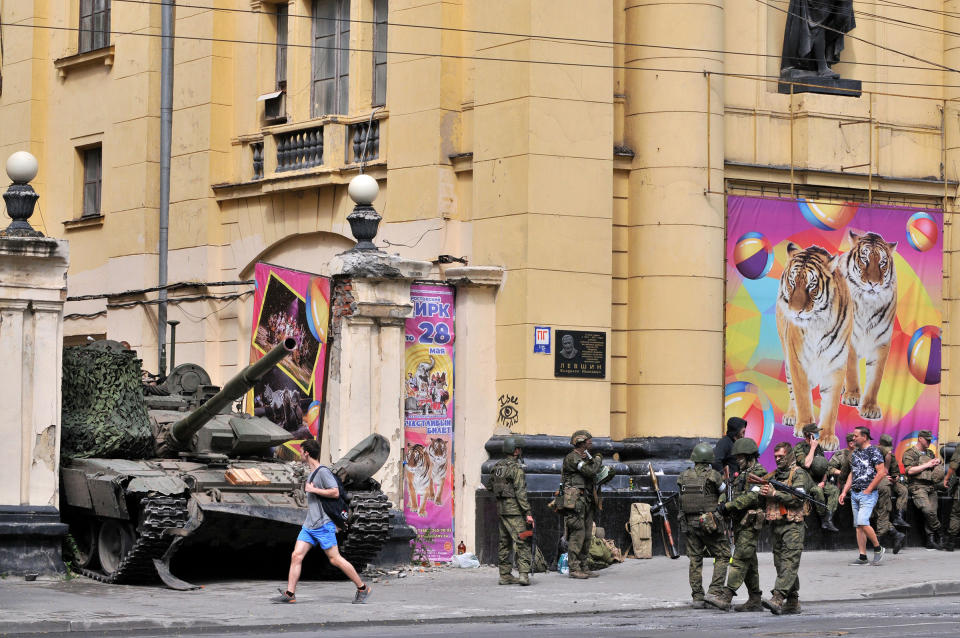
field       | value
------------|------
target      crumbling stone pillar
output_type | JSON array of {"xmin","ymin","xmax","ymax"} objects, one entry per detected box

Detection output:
[{"xmin": 0, "ymin": 236, "xmax": 69, "ymax": 576}]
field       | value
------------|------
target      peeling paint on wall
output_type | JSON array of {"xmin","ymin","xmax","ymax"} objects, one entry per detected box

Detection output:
[{"xmin": 32, "ymin": 424, "xmax": 56, "ymax": 471}]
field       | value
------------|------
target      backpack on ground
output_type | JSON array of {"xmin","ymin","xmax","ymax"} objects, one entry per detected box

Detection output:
[{"xmin": 626, "ymin": 502, "xmax": 653, "ymax": 559}]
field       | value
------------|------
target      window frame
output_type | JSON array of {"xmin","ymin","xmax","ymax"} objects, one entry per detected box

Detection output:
[
  {"xmin": 276, "ymin": 3, "xmax": 289, "ymax": 91},
  {"xmin": 372, "ymin": 0, "xmax": 387, "ymax": 108},
  {"xmin": 311, "ymin": 0, "xmax": 350, "ymax": 118},
  {"xmin": 81, "ymin": 146, "xmax": 102, "ymax": 218},
  {"xmin": 79, "ymin": 0, "xmax": 111, "ymax": 54}
]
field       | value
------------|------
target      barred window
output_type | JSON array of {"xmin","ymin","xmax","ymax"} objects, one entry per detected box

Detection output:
[
  {"xmin": 79, "ymin": 0, "xmax": 111, "ymax": 53},
  {"xmin": 311, "ymin": 0, "xmax": 350, "ymax": 117}
]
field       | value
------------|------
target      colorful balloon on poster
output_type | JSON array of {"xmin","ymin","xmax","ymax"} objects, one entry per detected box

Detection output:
[
  {"xmin": 734, "ymin": 232, "xmax": 774, "ymax": 280},
  {"xmin": 906, "ymin": 212, "xmax": 938, "ymax": 252},
  {"xmin": 798, "ymin": 199, "xmax": 858, "ymax": 231},
  {"xmin": 305, "ymin": 278, "xmax": 329, "ymax": 344},
  {"xmin": 724, "ymin": 381, "xmax": 775, "ymax": 454},
  {"xmin": 907, "ymin": 325, "xmax": 941, "ymax": 385}
]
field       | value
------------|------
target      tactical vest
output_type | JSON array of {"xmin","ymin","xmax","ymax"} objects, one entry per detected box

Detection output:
[
  {"xmin": 678, "ymin": 469, "xmax": 719, "ymax": 515},
  {"xmin": 905, "ymin": 448, "xmax": 936, "ymax": 483},
  {"xmin": 764, "ymin": 467, "xmax": 807, "ymax": 523},
  {"xmin": 492, "ymin": 461, "xmax": 517, "ymax": 499}
]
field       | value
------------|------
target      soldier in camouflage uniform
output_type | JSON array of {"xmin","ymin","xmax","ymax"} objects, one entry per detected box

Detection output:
[
  {"xmin": 902, "ymin": 429, "xmax": 945, "ymax": 550},
  {"xmin": 825, "ymin": 433, "xmax": 855, "ymax": 493},
  {"xmin": 793, "ymin": 424, "xmax": 839, "ymax": 532},
  {"xmin": 491, "ymin": 436, "xmax": 533, "ymax": 585},
  {"xmin": 761, "ymin": 442, "xmax": 814, "ymax": 615},
  {"xmin": 703, "ymin": 437, "xmax": 767, "ymax": 612},
  {"xmin": 677, "ymin": 443, "xmax": 729, "ymax": 609},
  {"xmin": 879, "ymin": 434, "xmax": 909, "ymax": 529},
  {"xmin": 561, "ymin": 430, "xmax": 603, "ymax": 579},
  {"xmin": 874, "ymin": 434, "xmax": 907, "ymax": 553},
  {"xmin": 942, "ymin": 439, "xmax": 960, "ymax": 551}
]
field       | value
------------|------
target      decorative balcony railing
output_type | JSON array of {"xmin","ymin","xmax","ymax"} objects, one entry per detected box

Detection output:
[
  {"xmin": 276, "ymin": 126, "xmax": 324, "ymax": 172},
  {"xmin": 251, "ymin": 142, "xmax": 264, "ymax": 180},
  {"xmin": 349, "ymin": 120, "xmax": 379, "ymax": 164}
]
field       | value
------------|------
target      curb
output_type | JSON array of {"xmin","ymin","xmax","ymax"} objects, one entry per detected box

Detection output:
[{"xmin": 861, "ymin": 579, "xmax": 960, "ymax": 599}]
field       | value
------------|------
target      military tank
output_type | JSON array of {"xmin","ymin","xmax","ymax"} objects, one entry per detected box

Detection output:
[{"xmin": 60, "ymin": 339, "xmax": 391, "ymax": 589}]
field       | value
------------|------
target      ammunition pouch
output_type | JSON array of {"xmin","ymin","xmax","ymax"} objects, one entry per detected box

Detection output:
[
  {"xmin": 932, "ymin": 464, "xmax": 946, "ymax": 485},
  {"xmin": 697, "ymin": 511, "xmax": 720, "ymax": 534},
  {"xmin": 561, "ymin": 486, "xmax": 581, "ymax": 510},
  {"xmin": 740, "ymin": 509, "xmax": 764, "ymax": 530}
]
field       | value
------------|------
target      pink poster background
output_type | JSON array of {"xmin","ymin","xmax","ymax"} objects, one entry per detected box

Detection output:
[
  {"xmin": 248, "ymin": 263, "xmax": 330, "ymax": 443},
  {"xmin": 403, "ymin": 284, "xmax": 456, "ymax": 562}
]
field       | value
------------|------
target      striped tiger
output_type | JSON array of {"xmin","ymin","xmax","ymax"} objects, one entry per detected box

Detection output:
[
  {"xmin": 776, "ymin": 243, "xmax": 853, "ymax": 451},
  {"xmin": 839, "ymin": 230, "xmax": 898, "ymax": 421}
]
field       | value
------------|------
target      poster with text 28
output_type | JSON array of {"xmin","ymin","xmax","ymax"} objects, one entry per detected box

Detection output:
[
  {"xmin": 725, "ymin": 196, "xmax": 942, "ymax": 470},
  {"xmin": 403, "ymin": 283, "xmax": 456, "ymax": 562}
]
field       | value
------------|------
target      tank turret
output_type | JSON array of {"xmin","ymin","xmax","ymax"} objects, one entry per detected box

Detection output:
[{"xmin": 156, "ymin": 338, "xmax": 296, "ymax": 457}]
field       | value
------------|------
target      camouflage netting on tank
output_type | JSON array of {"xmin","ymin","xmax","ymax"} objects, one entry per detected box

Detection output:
[{"xmin": 61, "ymin": 347, "xmax": 154, "ymax": 459}]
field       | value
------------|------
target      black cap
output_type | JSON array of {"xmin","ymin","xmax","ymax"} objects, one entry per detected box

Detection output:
[{"xmin": 727, "ymin": 417, "xmax": 747, "ymax": 434}]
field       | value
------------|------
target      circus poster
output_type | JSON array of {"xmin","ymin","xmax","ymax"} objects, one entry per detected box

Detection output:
[
  {"xmin": 403, "ymin": 283, "xmax": 456, "ymax": 563},
  {"xmin": 247, "ymin": 263, "xmax": 330, "ymax": 453},
  {"xmin": 725, "ymin": 196, "xmax": 943, "ymax": 470}
]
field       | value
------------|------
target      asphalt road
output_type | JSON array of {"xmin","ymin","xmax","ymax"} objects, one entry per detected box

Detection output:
[{"xmin": 35, "ymin": 595, "xmax": 960, "ymax": 638}]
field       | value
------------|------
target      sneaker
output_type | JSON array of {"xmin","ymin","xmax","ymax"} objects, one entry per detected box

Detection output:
[
  {"xmin": 872, "ymin": 546, "xmax": 886, "ymax": 565},
  {"xmin": 352, "ymin": 584, "xmax": 372, "ymax": 604},
  {"xmin": 849, "ymin": 557, "xmax": 869, "ymax": 566},
  {"xmin": 271, "ymin": 588, "xmax": 296, "ymax": 604}
]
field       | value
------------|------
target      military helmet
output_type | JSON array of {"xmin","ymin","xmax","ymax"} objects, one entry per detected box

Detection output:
[
  {"xmin": 731, "ymin": 437, "xmax": 759, "ymax": 456},
  {"xmin": 809, "ymin": 455, "xmax": 829, "ymax": 479},
  {"xmin": 879, "ymin": 434, "xmax": 893, "ymax": 447},
  {"xmin": 502, "ymin": 435, "xmax": 525, "ymax": 455},
  {"xmin": 690, "ymin": 442, "xmax": 715, "ymax": 463},
  {"xmin": 570, "ymin": 430, "xmax": 593, "ymax": 446}
]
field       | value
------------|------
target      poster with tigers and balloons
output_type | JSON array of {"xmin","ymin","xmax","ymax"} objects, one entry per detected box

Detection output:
[
  {"xmin": 725, "ymin": 196, "xmax": 942, "ymax": 471},
  {"xmin": 403, "ymin": 283, "xmax": 456, "ymax": 563},
  {"xmin": 247, "ymin": 263, "xmax": 330, "ymax": 457}
]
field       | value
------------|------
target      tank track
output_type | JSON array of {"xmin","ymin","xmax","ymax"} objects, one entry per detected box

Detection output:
[
  {"xmin": 79, "ymin": 495, "xmax": 188, "ymax": 585},
  {"xmin": 330, "ymin": 490, "xmax": 391, "ymax": 575}
]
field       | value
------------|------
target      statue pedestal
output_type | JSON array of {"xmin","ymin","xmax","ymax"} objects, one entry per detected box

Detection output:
[
  {"xmin": 0, "ymin": 237, "xmax": 69, "ymax": 577},
  {"xmin": 778, "ymin": 73, "xmax": 862, "ymax": 98}
]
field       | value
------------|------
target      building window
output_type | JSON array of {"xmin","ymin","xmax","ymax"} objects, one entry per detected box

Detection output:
[
  {"xmin": 372, "ymin": 0, "xmax": 387, "ymax": 107},
  {"xmin": 79, "ymin": 0, "xmax": 111, "ymax": 54},
  {"xmin": 276, "ymin": 4, "xmax": 288, "ymax": 90},
  {"xmin": 312, "ymin": 0, "xmax": 350, "ymax": 117},
  {"xmin": 82, "ymin": 147, "xmax": 102, "ymax": 217}
]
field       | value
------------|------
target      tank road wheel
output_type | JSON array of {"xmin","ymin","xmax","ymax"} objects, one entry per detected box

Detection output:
[
  {"xmin": 98, "ymin": 520, "xmax": 135, "ymax": 577},
  {"xmin": 69, "ymin": 518, "xmax": 99, "ymax": 569}
]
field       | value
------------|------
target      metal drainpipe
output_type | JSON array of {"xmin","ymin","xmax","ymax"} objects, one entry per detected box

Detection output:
[{"xmin": 158, "ymin": 0, "xmax": 174, "ymax": 378}]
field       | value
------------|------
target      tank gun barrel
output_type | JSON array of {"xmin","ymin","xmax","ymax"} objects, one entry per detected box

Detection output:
[{"xmin": 166, "ymin": 338, "xmax": 296, "ymax": 449}]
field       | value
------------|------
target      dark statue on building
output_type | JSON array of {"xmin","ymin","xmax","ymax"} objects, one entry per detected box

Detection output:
[{"xmin": 778, "ymin": 0, "xmax": 861, "ymax": 97}]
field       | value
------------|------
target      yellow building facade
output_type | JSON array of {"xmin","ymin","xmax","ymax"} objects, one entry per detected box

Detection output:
[{"xmin": 2, "ymin": 0, "xmax": 960, "ymax": 447}]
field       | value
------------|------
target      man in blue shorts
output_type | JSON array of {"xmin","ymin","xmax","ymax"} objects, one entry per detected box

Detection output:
[
  {"xmin": 271, "ymin": 438, "xmax": 372, "ymax": 603},
  {"xmin": 839, "ymin": 426, "xmax": 888, "ymax": 566}
]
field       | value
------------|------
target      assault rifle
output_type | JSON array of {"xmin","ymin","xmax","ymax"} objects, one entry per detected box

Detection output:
[
  {"xmin": 746, "ymin": 473, "xmax": 826, "ymax": 510},
  {"xmin": 648, "ymin": 462, "xmax": 680, "ymax": 559},
  {"xmin": 722, "ymin": 468, "xmax": 735, "ymax": 556}
]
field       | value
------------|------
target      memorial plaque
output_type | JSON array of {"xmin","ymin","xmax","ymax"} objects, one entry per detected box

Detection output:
[{"xmin": 554, "ymin": 330, "xmax": 606, "ymax": 378}]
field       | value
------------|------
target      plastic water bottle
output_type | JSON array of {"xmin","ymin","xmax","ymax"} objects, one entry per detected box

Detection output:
[{"xmin": 557, "ymin": 552, "xmax": 569, "ymax": 574}]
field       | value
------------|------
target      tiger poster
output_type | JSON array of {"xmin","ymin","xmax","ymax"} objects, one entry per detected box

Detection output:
[
  {"xmin": 247, "ymin": 263, "xmax": 330, "ymax": 457},
  {"xmin": 725, "ymin": 196, "xmax": 943, "ymax": 471},
  {"xmin": 403, "ymin": 283, "xmax": 456, "ymax": 563}
]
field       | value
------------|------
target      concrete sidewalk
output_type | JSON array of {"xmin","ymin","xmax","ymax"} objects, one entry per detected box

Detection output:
[{"xmin": 0, "ymin": 549, "xmax": 958, "ymax": 635}]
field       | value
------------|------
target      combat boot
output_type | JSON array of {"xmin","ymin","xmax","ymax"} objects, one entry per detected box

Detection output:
[
  {"xmin": 942, "ymin": 535, "xmax": 956, "ymax": 552},
  {"xmin": 733, "ymin": 593, "xmax": 763, "ymax": 612},
  {"xmin": 703, "ymin": 588, "xmax": 733, "ymax": 611},
  {"xmin": 892, "ymin": 509, "xmax": 910, "ymax": 530},
  {"xmin": 925, "ymin": 532, "xmax": 944, "ymax": 550},
  {"xmin": 568, "ymin": 570, "xmax": 590, "ymax": 579},
  {"xmin": 498, "ymin": 574, "xmax": 519, "ymax": 585},
  {"xmin": 821, "ymin": 510, "xmax": 840, "ymax": 532},
  {"xmin": 762, "ymin": 591, "xmax": 785, "ymax": 615},
  {"xmin": 517, "ymin": 572, "xmax": 530, "ymax": 586},
  {"xmin": 690, "ymin": 599, "xmax": 706, "ymax": 609},
  {"xmin": 888, "ymin": 529, "xmax": 906, "ymax": 554},
  {"xmin": 584, "ymin": 569, "xmax": 599, "ymax": 578},
  {"xmin": 781, "ymin": 596, "xmax": 801, "ymax": 615}
]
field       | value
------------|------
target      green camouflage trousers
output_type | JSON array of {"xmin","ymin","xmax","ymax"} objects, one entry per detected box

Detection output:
[
  {"xmin": 948, "ymin": 493, "xmax": 960, "ymax": 537},
  {"xmin": 875, "ymin": 481, "xmax": 894, "ymax": 536},
  {"xmin": 770, "ymin": 520, "xmax": 804, "ymax": 597},
  {"xmin": 498, "ymin": 515, "xmax": 532, "ymax": 576},
  {"xmin": 810, "ymin": 483, "xmax": 838, "ymax": 517},
  {"xmin": 684, "ymin": 523, "xmax": 730, "ymax": 600},
  {"xmin": 564, "ymin": 498, "xmax": 595, "ymax": 573},
  {"xmin": 723, "ymin": 523, "xmax": 761, "ymax": 597},
  {"xmin": 893, "ymin": 480, "xmax": 908, "ymax": 512},
  {"xmin": 908, "ymin": 483, "xmax": 941, "ymax": 535}
]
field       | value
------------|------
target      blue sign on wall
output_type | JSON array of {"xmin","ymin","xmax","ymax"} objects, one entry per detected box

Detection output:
[{"xmin": 534, "ymin": 326, "xmax": 551, "ymax": 354}]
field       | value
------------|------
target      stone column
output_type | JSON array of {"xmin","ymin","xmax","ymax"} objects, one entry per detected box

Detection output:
[
  {"xmin": 324, "ymin": 252, "xmax": 432, "ymax": 509},
  {"xmin": 0, "ymin": 236, "xmax": 70, "ymax": 576},
  {"xmin": 444, "ymin": 266, "xmax": 504, "ymax": 554}
]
